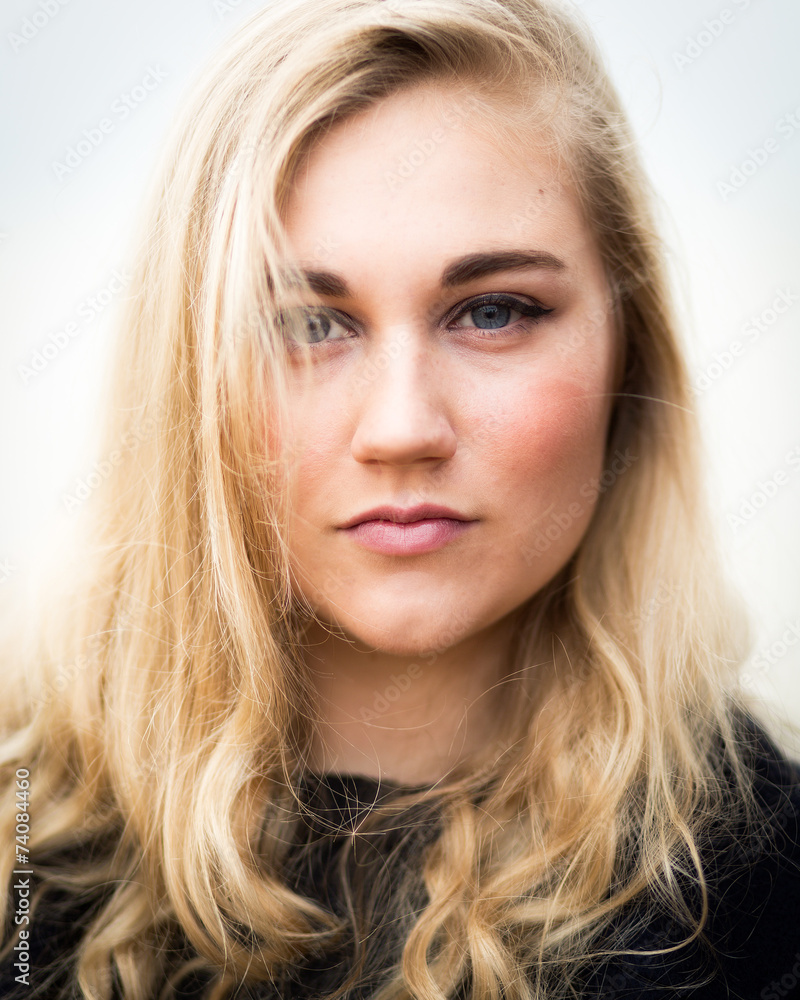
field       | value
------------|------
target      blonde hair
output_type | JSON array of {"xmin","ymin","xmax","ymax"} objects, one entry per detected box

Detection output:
[{"xmin": 0, "ymin": 1, "xmax": 772, "ymax": 997}]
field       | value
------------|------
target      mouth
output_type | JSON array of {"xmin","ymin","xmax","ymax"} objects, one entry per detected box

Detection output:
[
  {"xmin": 340, "ymin": 512, "xmax": 477, "ymax": 556},
  {"xmin": 340, "ymin": 503, "xmax": 474, "ymax": 529}
]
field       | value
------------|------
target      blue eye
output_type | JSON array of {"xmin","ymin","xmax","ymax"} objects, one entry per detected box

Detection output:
[
  {"xmin": 468, "ymin": 302, "xmax": 514, "ymax": 329},
  {"xmin": 278, "ymin": 307, "xmax": 350, "ymax": 345},
  {"xmin": 276, "ymin": 293, "xmax": 552, "ymax": 351},
  {"xmin": 450, "ymin": 294, "xmax": 552, "ymax": 336}
]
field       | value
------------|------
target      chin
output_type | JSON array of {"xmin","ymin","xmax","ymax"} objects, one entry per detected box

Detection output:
[{"xmin": 319, "ymin": 606, "xmax": 474, "ymax": 660}]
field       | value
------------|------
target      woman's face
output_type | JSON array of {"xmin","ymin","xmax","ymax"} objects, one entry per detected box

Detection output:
[{"xmin": 279, "ymin": 83, "xmax": 619, "ymax": 658}]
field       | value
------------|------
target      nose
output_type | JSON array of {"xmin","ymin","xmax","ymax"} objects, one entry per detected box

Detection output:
[{"xmin": 349, "ymin": 331, "xmax": 458, "ymax": 467}]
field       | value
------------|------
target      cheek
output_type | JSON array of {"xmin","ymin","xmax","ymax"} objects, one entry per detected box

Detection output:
[
  {"xmin": 287, "ymin": 437, "xmax": 333, "ymax": 512},
  {"xmin": 491, "ymin": 375, "xmax": 611, "ymax": 504},
  {"xmin": 279, "ymin": 385, "xmax": 341, "ymax": 491}
]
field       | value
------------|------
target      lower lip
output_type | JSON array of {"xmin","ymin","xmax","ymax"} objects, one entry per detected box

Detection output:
[{"xmin": 342, "ymin": 518, "xmax": 475, "ymax": 555}]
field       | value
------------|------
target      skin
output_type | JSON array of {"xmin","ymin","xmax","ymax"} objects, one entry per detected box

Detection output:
[{"xmin": 279, "ymin": 82, "xmax": 620, "ymax": 785}]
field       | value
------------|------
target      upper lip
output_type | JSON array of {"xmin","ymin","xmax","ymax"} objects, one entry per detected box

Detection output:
[{"xmin": 340, "ymin": 504, "xmax": 475, "ymax": 528}]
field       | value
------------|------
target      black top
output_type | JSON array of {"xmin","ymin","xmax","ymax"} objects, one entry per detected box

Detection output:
[{"xmin": 2, "ymin": 716, "xmax": 800, "ymax": 999}]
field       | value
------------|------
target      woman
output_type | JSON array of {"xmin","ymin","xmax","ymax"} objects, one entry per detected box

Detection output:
[{"xmin": 1, "ymin": 0, "xmax": 798, "ymax": 997}]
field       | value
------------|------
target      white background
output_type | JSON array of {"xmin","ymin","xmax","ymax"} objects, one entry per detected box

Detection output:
[{"xmin": 1, "ymin": 0, "xmax": 798, "ymax": 735}]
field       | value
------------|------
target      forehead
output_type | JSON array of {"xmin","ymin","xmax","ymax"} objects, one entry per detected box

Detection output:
[{"xmin": 283, "ymin": 82, "xmax": 599, "ymax": 284}]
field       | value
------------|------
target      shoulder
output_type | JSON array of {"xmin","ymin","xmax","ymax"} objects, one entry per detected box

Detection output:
[
  {"xmin": 701, "ymin": 714, "xmax": 800, "ymax": 996},
  {"xmin": 0, "ymin": 880, "xmax": 215, "ymax": 1000},
  {"xmin": 1, "ymin": 829, "xmax": 129, "ymax": 997},
  {"xmin": 586, "ymin": 713, "xmax": 800, "ymax": 999},
  {"xmin": 0, "ymin": 883, "xmax": 103, "ymax": 999}
]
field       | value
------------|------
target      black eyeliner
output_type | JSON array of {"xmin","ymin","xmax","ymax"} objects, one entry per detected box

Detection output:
[{"xmin": 446, "ymin": 292, "xmax": 554, "ymax": 327}]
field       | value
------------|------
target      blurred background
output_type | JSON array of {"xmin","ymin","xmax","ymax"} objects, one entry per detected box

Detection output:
[{"xmin": 1, "ymin": 0, "xmax": 798, "ymax": 736}]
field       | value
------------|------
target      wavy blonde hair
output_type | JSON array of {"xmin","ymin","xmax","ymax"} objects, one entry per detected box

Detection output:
[{"xmin": 0, "ymin": 1, "xmax": 771, "ymax": 997}]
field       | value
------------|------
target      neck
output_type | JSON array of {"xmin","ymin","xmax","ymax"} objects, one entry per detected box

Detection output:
[{"xmin": 301, "ymin": 613, "xmax": 520, "ymax": 785}]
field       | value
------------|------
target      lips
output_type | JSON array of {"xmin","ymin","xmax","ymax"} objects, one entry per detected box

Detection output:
[
  {"xmin": 340, "ymin": 503, "xmax": 473, "ymax": 529},
  {"xmin": 338, "ymin": 504, "xmax": 477, "ymax": 556}
]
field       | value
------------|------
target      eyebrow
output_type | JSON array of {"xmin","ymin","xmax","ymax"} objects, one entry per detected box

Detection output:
[{"xmin": 279, "ymin": 249, "xmax": 566, "ymax": 298}]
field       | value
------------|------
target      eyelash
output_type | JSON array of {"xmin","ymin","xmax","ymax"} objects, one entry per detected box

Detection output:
[
  {"xmin": 447, "ymin": 293, "xmax": 554, "ymax": 337},
  {"xmin": 278, "ymin": 293, "xmax": 554, "ymax": 348}
]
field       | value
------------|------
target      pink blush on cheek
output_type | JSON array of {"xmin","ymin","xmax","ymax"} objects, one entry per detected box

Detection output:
[
  {"xmin": 486, "ymin": 379, "xmax": 614, "ymax": 577},
  {"xmin": 494, "ymin": 377, "xmax": 612, "ymax": 476}
]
